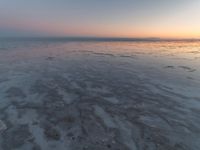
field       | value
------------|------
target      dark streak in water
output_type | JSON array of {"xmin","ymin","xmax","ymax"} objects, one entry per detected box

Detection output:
[
  {"xmin": 164, "ymin": 66, "xmax": 175, "ymax": 69},
  {"xmin": 179, "ymin": 66, "xmax": 196, "ymax": 72},
  {"xmin": 46, "ymin": 57, "xmax": 55, "ymax": 61},
  {"xmin": 92, "ymin": 52, "xmax": 115, "ymax": 57}
]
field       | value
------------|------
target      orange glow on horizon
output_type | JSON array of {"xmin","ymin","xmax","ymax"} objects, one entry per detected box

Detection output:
[{"xmin": 2, "ymin": 18, "xmax": 200, "ymax": 39}]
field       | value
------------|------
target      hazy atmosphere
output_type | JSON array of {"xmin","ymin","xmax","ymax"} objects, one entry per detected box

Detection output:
[{"xmin": 0, "ymin": 0, "xmax": 200, "ymax": 38}]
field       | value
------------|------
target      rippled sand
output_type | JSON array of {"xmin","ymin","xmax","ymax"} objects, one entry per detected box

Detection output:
[{"xmin": 0, "ymin": 40, "xmax": 200, "ymax": 150}]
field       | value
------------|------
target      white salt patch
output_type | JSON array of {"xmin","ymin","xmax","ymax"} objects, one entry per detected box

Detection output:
[
  {"xmin": 104, "ymin": 97, "xmax": 119, "ymax": 104},
  {"xmin": 139, "ymin": 115, "xmax": 171, "ymax": 130},
  {"xmin": 93, "ymin": 105, "xmax": 116, "ymax": 128},
  {"xmin": 15, "ymin": 143, "xmax": 33, "ymax": 150},
  {"xmin": 0, "ymin": 120, "xmax": 7, "ymax": 131},
  {"xmin": 18, "ymin": 110, "xmax": 38, "ymax": 125},
  {"xmin": 114, "ymin": 117, "xmax": 137, "ymax": 150},
  {"xmin": 29, "ymin": 125, "xmax": 49, "ymax": 150},
  {"xmin": 0, "ymin": 95, "xmax": 9, "ymax": 110},
  {"xmin": 58, "ymin": 89, "xmax": 75, "ymax": 104},
  {"xmin": 5, "ymin": 106, "xmax": 18, "ymax": 124},
  {"xmin": 94, "ymin": 104, "xmax": 138, "ymax": 150}
]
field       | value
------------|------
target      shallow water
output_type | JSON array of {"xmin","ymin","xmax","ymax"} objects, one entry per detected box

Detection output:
[{"xmin": 0, "ymin": 39, "xmax": 200, "ymax": 150}]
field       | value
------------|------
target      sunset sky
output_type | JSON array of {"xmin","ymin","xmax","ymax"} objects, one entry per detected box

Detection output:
[{"xmin": 0, "ymin": 0, "xmax": 200, "ymax": 38}]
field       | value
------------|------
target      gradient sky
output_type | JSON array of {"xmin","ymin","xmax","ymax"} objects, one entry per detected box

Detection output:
[{"xmin": 0, "ymin": 0, "xmax": 200, "ymax": 38}]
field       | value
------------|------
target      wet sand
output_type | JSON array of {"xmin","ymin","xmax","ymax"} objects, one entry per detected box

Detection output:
[{"xmin": 0, "ymin": 40, "xmax": 200, "ymax": 150}]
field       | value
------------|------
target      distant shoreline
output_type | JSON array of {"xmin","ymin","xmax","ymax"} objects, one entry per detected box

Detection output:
[{"xmin": 0, "ymin": 37, "xmax": 199, "ymax": 42}]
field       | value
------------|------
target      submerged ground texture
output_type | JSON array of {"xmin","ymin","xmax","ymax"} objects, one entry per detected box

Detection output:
[{"xmin": 0, "ymin": 40, "xmax": 200, "ymax": 150}]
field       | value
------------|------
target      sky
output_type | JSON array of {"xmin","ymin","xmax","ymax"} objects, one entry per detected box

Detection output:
[{"xmin": 0, "ymin": 0, "xmax": 200, "ymax": 38}]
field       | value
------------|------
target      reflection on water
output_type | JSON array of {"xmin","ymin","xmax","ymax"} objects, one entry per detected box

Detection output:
[{"xmin": 0, "ymin": 39, "xmax": 200, "ymax": 150}]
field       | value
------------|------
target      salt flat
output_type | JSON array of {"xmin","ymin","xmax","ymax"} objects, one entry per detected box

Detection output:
[{"xmin": 0, "ymin": 39, "xmax": 200, "ymax": 150}]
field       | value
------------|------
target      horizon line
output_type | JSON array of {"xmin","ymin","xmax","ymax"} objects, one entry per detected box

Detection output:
[{"xmin": 0, "ymin": 36, "xmax": 200, "ymax": 42}]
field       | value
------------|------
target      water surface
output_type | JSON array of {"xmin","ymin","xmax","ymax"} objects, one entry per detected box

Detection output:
[{"xmin": 0, "ymin": 39, "xmax": 200, "ymax": 150}]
